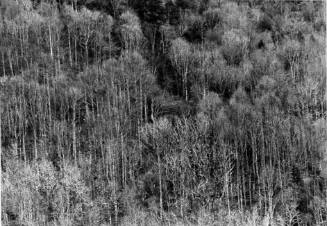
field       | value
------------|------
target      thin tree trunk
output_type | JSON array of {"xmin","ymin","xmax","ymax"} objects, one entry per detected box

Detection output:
[
  {"xmin": 57, "ymin": 26, "xmax": 61, "ymax": 74},
  {"xmin": 49, "ymin": 24, "xmax": 53, "ymax": 60},
  {"xmin": 74, "ymin": 37, "xmax": 78, "ymax": 68},
  {"xmin": 0, "ymin": 95, "xmax": 2, "ymax": 223},
  {"xmin": 2, "ymin": 51, "xmax": 5, "ymax": 76},
  {"xmin": 72, "ymin": 101, "xmax": 77, "ymax": 165},
  {"xmin": 158, "ymin": 150, "xmax": 163, "ymax": 219},
  {"xmin": 68, "ymin": 30, "xmax": 73, "ymax": 67},
  {"xmin": 34, "ymin": 128, "xmax": 37, "ymax": 160},
  {"xmin": 7, "ymin": 50, "xmax": 14, "ymax": 76}
]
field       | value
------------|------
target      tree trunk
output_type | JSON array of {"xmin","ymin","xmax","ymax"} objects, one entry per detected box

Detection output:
[{"xmin": 72, "ymin": 101, "xmax": 77, "ymax": 165}]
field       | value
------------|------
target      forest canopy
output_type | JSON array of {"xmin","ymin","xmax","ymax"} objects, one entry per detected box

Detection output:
[{"xmin": 0, "ymin": 0, "xmax": 326, "ymax": 225}]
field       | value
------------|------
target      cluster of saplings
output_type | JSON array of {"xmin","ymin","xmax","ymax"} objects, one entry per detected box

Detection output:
[{"xmin": 0, "ymin": 0, "xmax": 326, "ymax": 225}]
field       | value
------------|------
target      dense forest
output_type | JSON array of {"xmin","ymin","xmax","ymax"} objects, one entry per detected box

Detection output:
[{"xmin": 0, "ymin": 0, "xmax": 326, "ymax": 225}]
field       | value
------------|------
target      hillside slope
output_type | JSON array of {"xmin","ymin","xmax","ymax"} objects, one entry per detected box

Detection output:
[{"xmin": 0, "ymin": 0, "xmax": 326, "ymax": 225}]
